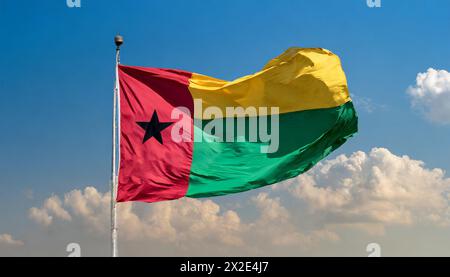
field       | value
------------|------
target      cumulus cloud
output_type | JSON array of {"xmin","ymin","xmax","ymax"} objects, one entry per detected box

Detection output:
[
  {"xmin": 407, "ymin": 68, "xmax": 450, "ymax": 124},
  {"xmin": 249, "ymin": 193, "xmax": 339, "ymax": 247},
  {"xmin": 120, "ymin": 197, "xmax": 243, "ymax": 246},
  {"xmin": 64, "ymin": 187, "xmax": 109, "ymax": 232},
  {"xmin": 278, "ymin": 148, "xmax": 450, "ymax": 233},
  {"xmin": 29, "ymin": 195, "xmax": 71, "ymax": 226},
  {"xmin": 0, "ymin": 234, "xmax": 24, "ymax": 246},
  {"xmin": 29, "ymin": 187, "xmax": 337, "ymax": 253},
  {"xmin": 27, "ymin": 147, "xmax": 450, "ymax": 254},
  {"xmin": 29, "ymin": 187, "xmax": 245, "ymax": 245}
]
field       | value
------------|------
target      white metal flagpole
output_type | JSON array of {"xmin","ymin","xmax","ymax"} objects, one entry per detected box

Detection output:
[{"xmin": 111, "ymin": 34, "xmax": 123, "ymax": 258}]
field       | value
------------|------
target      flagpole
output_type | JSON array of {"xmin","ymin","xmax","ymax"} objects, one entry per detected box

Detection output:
[{"xmin": 111, "ymin": 34, "xmax": 123, "ymax": 258}]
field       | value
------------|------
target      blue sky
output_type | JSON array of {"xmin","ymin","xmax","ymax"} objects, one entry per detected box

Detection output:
[{"xmin": 1, "ymin": 0, "xmax": 450, "ymax": 256}]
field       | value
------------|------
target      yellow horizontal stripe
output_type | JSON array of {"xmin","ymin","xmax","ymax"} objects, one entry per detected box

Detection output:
[{"xmin": 188, "ymin": 47, "xmax": 351, "ymax": 119}]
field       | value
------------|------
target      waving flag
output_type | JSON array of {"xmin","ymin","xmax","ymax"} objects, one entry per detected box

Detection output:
[{"xmin": 117, "ymin": 47, "xmax": 358, "ymax": 203}]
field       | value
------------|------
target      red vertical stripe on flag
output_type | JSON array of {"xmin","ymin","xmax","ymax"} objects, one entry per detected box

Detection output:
[{"xmin": 117, "ymin": 65, "xmax": 194, "ymax": 203}]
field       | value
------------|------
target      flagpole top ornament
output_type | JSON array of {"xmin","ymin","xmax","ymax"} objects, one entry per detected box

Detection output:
[{"xmin": 114, "ymin": 35, "xmax": 124, "ymax": 50}]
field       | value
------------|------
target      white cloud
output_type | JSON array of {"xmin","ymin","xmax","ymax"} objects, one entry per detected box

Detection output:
[
  {"xmin": 26, "ymin": 147, "xmax": 450, "ymax": 255},
  {"xmin": 29, "ymin": 187, "xmax": 245, "ymax": 246},
  {"xmin": 29, "ymin": 187, "xmax": 337, "ymax": 253},
  {"xmin": 29, "ymin": 207, "xmax": 53, "ymax": 226},
  {"xmin": 249, "ymin": 193, "xmax": 339, "ymax": 247},
  {"xmin": 45, "ymin": 195, "xmax": 72, "ymax": 221},
  {"xmin": 351, "ymin": 94, "xmax": 386, "ymax": 114},
  {"xmin": 278, "ymin": 148, "xmax": 450, "ymax": 232},
  {"xmin": 0, "ymin": 234, "xmax": 24, "ymax": 246},
  {"xmin": 407, "ymin": 68, "xmax": 450, "ymax": 124},
  {"xmin": 64, "ymin": 187, "xmax": 108, "ymax": 232},
  {"xmin": 120, "ymin": 197, "xmax": 244, "ymax": 246},
  {"xmin": 29, "ymin": 195, "xmax": 71, "ymax": 226}
]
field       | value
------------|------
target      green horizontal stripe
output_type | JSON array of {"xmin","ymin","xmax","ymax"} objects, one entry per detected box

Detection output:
[{"xmin": 186, "ymin": 101, "xmax": 357, "ymax": 198}]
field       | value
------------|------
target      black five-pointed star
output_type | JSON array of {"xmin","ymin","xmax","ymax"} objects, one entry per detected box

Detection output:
[{"xmin": 136, "ymin": 111, "xmax": 173, "ymax": 144}]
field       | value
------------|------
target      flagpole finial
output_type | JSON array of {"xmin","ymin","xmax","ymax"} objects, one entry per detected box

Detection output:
[{"xmin": 114, "ymin": 35, "xmax": 124, "ymax": 50}]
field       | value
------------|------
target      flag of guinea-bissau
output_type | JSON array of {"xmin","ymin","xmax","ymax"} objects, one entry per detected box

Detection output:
[{"xmin": 117, "ymin": 47, "xmax": 358, "ymax": 203}]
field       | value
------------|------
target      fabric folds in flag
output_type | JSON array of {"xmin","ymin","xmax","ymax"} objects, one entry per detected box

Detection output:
[{"xmin": 117, "ymin": 47, "xmax": 358, "ymax": 203}]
